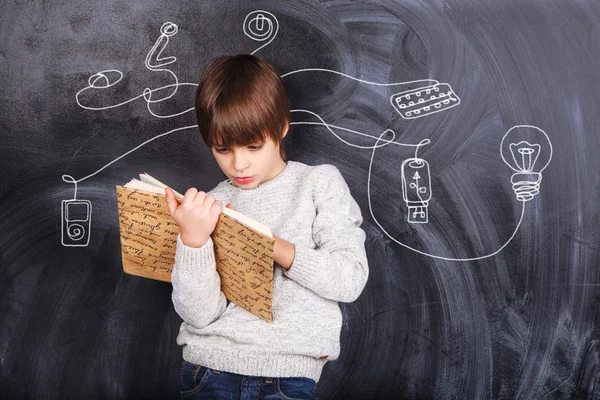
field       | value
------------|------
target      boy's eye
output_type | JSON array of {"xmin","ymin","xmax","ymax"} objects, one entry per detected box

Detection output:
[{"xmin": 215, "ymin": 145, "xmax": 262, "ymax": 153}]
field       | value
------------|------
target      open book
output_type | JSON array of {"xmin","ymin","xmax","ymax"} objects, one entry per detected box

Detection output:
[{"xmin": 115, "ymin": 173, "xmax": 275, "ymax": 322}]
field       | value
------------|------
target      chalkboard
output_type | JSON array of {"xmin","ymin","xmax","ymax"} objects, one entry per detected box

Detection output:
[{"xmin": 1, "ymin": 0, "xmax": 599, "ymax": 399}]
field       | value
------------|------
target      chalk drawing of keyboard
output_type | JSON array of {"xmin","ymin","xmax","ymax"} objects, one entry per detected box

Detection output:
[{"xmin": 391, "ymin": 83, "xmax": 460, "ymax": 119}]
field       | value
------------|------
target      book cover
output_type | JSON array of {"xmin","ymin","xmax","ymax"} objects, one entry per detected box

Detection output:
[{"xmin": 115, "ymin": 174, "xmax": 275, "ymax": 322}]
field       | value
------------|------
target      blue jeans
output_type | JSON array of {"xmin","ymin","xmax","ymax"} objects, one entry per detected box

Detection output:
[{"xmin": 180, "ymin": 360, "xmax": 319, "ymax": 399}]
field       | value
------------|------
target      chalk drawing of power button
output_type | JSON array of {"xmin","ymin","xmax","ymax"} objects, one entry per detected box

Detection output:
[{"xmin": 61, "ymin": 199, "xmax": 92, "ymax": 247}]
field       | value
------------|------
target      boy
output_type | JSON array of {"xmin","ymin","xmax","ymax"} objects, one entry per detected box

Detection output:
[{"xmin": 165, "ymin": 54, "xmax": 369, "ymax": 399}]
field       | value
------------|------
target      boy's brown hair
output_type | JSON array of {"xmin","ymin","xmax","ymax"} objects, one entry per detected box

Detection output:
[{"xmin": 195, "ymin": 54, "xmax": 290, "ymax": 161}]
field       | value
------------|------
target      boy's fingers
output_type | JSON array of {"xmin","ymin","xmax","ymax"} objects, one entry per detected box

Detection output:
[
  {"xmin": 165, "ymin": 187, "xmax": 177, "ymax": 215},
  {"xmin": 226, "ymin": 203, "xmax": 235, "ymax": 210}
]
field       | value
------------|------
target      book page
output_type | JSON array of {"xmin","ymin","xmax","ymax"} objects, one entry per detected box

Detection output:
[
  {"xmin": 138, "ymin": 173, "xmax": 184, "ymax": 198},
  {"xmin": 221, "ymin": 207, "xmax": 272, "ymax": 238},
  {"xmin": 212, "ymin": 214, "xmax": 275, "ymax": 322},
  {"xmin": 116, "ymin": 186, "xmax": 179, "ymax": 282}
]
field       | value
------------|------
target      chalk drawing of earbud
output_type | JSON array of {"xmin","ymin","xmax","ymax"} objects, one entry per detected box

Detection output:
[
  {"xmin": 88, "ymin": 70, "xmax": 123, "ymax": 89},
  {"xmin": 244, "ymin": 11, "xmax": 279, "ymax": 55},
  {"xmin": 75, "ymin": 70, "xmax": 124, "ymax": 110},
  {"xmin": 143, "ymin": 22, "xmax": 179, "ymax": 104},
  {"xmin": 145, "ymin": 22, "xmax": 178, "ymax": 70}
]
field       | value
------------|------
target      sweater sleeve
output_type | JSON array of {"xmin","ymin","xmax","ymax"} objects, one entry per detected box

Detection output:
[
  {"xmin": 283, "ymin": 165, "xmax": 369, "ymax": 303},
  {"xmin": 170, "ymin": 234, "xmax": 227, "ymax": 329}
]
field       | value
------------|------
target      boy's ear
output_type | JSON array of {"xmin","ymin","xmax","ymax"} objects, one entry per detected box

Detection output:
[{"xmin": 282, "ymin": 123, "xmax": 289, "ymax": 139}]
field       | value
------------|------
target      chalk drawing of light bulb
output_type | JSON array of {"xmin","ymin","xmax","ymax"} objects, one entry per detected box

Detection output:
[
  {"xmin": 243, "ymin": 10, "xmax": 279, "ymax": 55},
  {"xmin": 500, "ymin": 125, "xmax": 553, "ymax": 202}
]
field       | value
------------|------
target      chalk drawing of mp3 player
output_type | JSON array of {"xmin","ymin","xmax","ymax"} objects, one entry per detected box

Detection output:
[{"xmin": 61, "ymin": 199, "xmax": 92, "ymax": 247}]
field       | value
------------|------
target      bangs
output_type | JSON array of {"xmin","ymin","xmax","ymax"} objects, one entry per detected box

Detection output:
[{"xmin": 208, "ymin": 92, "xmax": 271, "ymax": 148}]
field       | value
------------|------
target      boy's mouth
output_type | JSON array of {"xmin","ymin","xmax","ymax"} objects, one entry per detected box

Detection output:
[{"xmin": 234, "ymin": 176, "xmax": 254, "ymax": 184}]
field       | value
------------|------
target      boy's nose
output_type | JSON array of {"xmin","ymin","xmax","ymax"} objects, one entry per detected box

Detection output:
[{"xmin": 233, "ymin": 152, "xmax": 250, "ymax": 172}]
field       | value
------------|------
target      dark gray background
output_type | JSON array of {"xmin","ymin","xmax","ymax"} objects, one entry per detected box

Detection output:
[{"xmin": 1, "ymin": 0, "xmax": 599, "ymax": 398}]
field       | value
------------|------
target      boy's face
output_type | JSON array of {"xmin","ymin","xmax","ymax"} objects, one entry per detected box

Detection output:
[{"xmin": 211, "ymin": 127, "xmax": 288, "ymax": 189}]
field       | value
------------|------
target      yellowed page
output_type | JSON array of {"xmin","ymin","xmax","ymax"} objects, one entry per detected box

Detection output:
[
  {"xmin": 116, "ymin": 186, "xmax": 179, "ymax": 282},
  {"xmin": 211, "ymin": 214, "xmax": 275, "ymax": 322}
]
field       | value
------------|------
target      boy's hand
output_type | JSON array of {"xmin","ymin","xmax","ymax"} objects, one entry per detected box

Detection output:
[
  {"xmin": 165, "ymin": 186, "xmax": 224, "ymax": 248},
  {"xmin": 273, "ymin": 234, "xmax": 296, "ymax": 270}
]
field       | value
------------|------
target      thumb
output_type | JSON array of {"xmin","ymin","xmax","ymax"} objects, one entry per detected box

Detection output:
[{"xmin": 165, "ymin": 187, "xmax": 178, "ymax": 216}]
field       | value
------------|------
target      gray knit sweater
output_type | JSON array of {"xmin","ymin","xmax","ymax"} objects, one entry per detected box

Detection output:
[{"xmin": 170, "ymin": 160, "xmax": 369, "ymax": 382}]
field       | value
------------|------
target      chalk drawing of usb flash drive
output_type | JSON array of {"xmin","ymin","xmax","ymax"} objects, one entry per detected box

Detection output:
[{"xmin": 401, "ymin": 158, "xmax": 432, "ymax": 223}]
